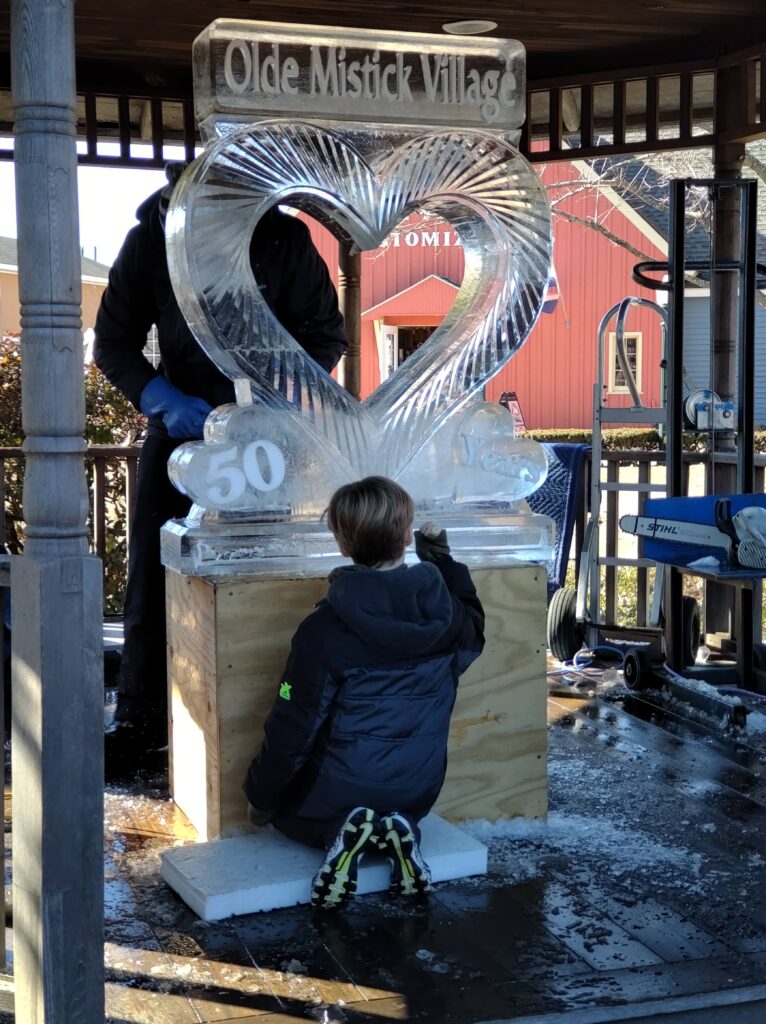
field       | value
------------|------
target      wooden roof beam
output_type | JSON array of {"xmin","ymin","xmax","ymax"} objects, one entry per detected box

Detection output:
[{"xmin": 715, "ymin": 52, "xmax": 766, "ymax": 144}]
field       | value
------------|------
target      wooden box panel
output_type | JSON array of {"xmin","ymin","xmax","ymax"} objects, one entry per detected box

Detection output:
[
  {"xmin": 434, "ymin": 566, "xmax": 547, "ymax": 822},
  {"xmin": 167, "ymin": 565, "xmax": 547, "ymax": 839}
]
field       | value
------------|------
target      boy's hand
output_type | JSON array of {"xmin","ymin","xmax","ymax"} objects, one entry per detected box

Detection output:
[
  {"xmin": 415, "ymin": 521, "xmax": 450, "ymax": 563},
  {"xmin": 248, "ymin": 804, "xmax": 272, "ymax": 827}
]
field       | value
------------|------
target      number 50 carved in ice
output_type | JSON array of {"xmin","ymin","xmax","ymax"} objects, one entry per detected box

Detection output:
[{"xmin": 205, "ymin": 440, "xmax": 286, "ymax": 504}]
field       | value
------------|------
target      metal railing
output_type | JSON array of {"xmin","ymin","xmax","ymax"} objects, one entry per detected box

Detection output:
[
  {"xmin": 2, "ymin": 444, "xmax": 766, "ymax": 618},
  {"xmin": 0, "ymin": 445, "xmax": 140, "ymax": 611},
  {"xmin": 86, "ymin": 444, "xmax": 140, "ymax": 563}
]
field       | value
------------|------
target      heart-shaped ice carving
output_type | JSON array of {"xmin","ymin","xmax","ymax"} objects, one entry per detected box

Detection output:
[{"xmin": 166, "ymin": 121, "xmax": 551, "ymax": 485}]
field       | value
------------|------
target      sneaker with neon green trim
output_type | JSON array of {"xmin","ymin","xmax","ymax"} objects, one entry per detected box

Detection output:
[
  {"xmin": 311, "ymin": 807, "xmax": 381, "ymax": 910},
  {"xmin": 380, "ymin": 812, "xmax": 433, "ymax": 897}
]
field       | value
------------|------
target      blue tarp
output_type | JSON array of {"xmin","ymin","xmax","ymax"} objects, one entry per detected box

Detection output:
[{"xmin": 528, "ymin": 443, "xmax": 590, "ymax": 602}]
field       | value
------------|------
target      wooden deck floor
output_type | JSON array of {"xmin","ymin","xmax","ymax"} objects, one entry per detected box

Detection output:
[{"xmin": 5, "ymin": 682, "xmax": 766, "ymax": 1023}]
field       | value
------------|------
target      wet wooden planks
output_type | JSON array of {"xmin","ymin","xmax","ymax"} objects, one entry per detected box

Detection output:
[
  {"xmin": 548, "ymin": 696, "xmax": 766, "ymax": 961},
  {"xmin": 94, "ymin": 684, "xmax": 766, "ymax": 1023},
  {"xmin": 102, "ymin": 868, "xmax": 766, "ymax": 1023}
]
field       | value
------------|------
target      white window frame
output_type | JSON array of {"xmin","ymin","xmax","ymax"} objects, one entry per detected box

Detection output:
[
  {"xmin": 608, "ymin": 331, "xmax": 642, "ymax": 394},
  {"xmin": 143, "ymin": 324, "xmax": 160, "ymax": 369},
  {"xmin": 374, "ymin": 320, "xmax": 399, "ymax": 382}
]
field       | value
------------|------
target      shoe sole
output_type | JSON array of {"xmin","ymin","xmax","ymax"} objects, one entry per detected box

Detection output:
[
  {"xmin": 311, "ymin": 809, "xmax": 379, "ymax": 910},
  {"xmin": 381, "ymin": 815, "xmax": 432, "ymax": 897}
]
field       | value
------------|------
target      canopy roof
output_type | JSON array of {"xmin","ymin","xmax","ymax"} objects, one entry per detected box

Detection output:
[{"xmin": 0, "ymin": 0, "xmax": 764, "ymax": 93}]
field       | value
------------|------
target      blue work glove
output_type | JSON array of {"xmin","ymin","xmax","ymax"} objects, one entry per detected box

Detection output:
[
  {"xmin": 414, "ymin": 521, "xmax": 451, "ymax": 563},
  {"xmin": 139, "ymin": 376, "xmax": 213, "ymax": 439}
]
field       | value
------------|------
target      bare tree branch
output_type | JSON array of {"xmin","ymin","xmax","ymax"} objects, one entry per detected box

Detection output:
[{"xmin": 551, "ymin": 209, "xmax": 653, "ymax": 261}]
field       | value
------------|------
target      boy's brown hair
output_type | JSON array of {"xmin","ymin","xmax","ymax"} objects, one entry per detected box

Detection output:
[{"xmin": 327, "ymin": 476, "xmax": 414, "ymax": 567}]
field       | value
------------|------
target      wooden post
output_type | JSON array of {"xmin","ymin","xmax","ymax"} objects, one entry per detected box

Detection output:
[
  {"xmin": 338, "ymin": 242, "xmax": 362, "ymax": 400},
  {"xmin": 706, "ymin": 64, "xmax": 746, "ymax": 635},
  {"xmin": 10, "ymin": 1, "xmax": 104, "ymax": 1021}
]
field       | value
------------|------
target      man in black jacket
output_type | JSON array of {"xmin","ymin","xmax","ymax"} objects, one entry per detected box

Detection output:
[
  {"xmin": 94, "ymin": 164, "xmax": 347, "ymax": 771},
  {"xmin": 244, "ymin": 477, "xmax": 485, "ymax": 909}
]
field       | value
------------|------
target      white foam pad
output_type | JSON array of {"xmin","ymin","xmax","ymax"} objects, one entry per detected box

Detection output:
[{"xmin": 161, "ymin": 813, "xmax": 487, "ymax": 920}]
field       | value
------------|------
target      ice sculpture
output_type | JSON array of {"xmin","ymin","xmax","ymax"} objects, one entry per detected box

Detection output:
[{"xmin": 160, "ymin": 19, "xmax": 555, "ymax": 575}]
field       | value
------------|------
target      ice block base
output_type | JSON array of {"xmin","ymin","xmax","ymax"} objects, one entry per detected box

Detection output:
[{"xmin": 161, "ymin": 510, "xmax": 555, "ymax": 577}]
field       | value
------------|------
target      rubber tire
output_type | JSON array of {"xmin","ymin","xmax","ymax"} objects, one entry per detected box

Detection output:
[
  {"xmin": 624, "ymin": 648, "xmax": 651, "ymax": 690},
  {"xmin": 547, "ymin": 587, "xmax": 585, "ymax": 663},
  {"xmin": 682, "ymin": 595, "xmax": 701, "ymax": 667}
]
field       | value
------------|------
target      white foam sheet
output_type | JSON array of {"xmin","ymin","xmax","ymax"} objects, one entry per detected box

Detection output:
[{"xmin": 161, "ymin": 813, "xmax": 488, "ymax": 921}]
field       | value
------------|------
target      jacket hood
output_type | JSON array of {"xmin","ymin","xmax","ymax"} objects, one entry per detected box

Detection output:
[
  {"xmin": 326, "ymin": 562, "xmax": 454, "ymax": 656},
  {"xmin": 135, "ymin": 189, "xmax": 166, "ymax": 248}
]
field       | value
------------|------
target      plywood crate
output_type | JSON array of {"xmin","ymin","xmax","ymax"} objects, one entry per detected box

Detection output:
[{"xmin": 167, "ymin": 564, "xmax": 547, "ymax": 840}]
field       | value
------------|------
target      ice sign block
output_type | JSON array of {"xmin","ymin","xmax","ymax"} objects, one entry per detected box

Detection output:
[{"xmin": 193, "ymin": 19, "xmax": 526, "ymax": 135}]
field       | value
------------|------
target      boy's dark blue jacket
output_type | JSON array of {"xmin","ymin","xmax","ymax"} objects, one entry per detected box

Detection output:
[{"xmin": 244, "ymin": 556, "xmax": 485, "ymax": 823}]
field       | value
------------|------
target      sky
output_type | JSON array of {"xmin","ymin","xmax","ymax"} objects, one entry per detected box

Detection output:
[{"xmin": 0, "ymin": 142, "xmax": 184, "ymax": 267}]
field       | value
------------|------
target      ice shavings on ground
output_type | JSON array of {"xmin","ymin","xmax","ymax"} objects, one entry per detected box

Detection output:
[
  {"xmin": 665, "ymin": 675, "xmax": 744, "ymax": 707},
  {"xmin": 414, "ymin": 949, "xmax": 452, "ymax": 974},
  {"xmin": 746, "ymin": 711, "xmax": 766, "ymax": 735},
  {"xmin": 596, "ymin": 670, "xmax": 630, "ymax": 699},
  {"xmin": 450, "ymin": 708, "xmax": 766, "ymax": 952},
  {"xmin": 639, "ymin": 686, "xmax": 746, "ymax": 737},
  {"xmin": 281, "ymin": 958, "xmax": 308, "ymax": 974},
  {"xmin": 463, "ymin": 811, "xmax": 698, "ymax": 887}
]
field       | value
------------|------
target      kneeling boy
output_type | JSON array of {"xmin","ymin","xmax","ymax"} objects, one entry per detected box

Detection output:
[{"xmin": 244, "ymin": 476, "xmax": 485, "ymax": 909}]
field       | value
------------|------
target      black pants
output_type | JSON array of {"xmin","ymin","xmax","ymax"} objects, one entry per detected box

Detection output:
[
  {"xmin": 272, "ymin": 810, "xmax": 421, "ymax": 850},
  {"xmin": 117, "ymin": 434, "xmax": 191, "ymax": 722}
]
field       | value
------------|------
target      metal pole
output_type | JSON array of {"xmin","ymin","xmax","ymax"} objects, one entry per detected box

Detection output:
[
  {"xmin": 10, "ymin": 1, "xmax": 104, "ymax": 1020},
  {"xmin": 667, "ymin": 181, "xmax": 686, "ymax": 500},
  {"xmin": 712, "ymin": 64, "xmax": 746, "ymax": 428},
  {"xmin": 707, "ymin": 64, "xmax": 746, "ymax": 634},
  {"xmin": 736, "ymin": 179, "xmax": 758, "ymax": 690},
  {"xmin": 665, "ymin": 180, "xmax": 686, "ymax": 671},
  {"xmin": 338, "ymin": 242, "xmax": 362, "ymax": 400},
  {"xmin": 738, "ymin": 180, "xmax": 757, "ymax": 495},
  {"xmin": 711, "ymin": 173, "xmax": 743, "ymax": 435}
]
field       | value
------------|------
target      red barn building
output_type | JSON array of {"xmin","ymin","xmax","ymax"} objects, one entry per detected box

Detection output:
[{"xmin": 302, "ymin": 160, "xmax": 668, "ymax": 428}]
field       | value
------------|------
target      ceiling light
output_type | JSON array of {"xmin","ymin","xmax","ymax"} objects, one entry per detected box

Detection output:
[{"xmin": 442, "ymin": 20, "xmax": 498, "ymax": 36}]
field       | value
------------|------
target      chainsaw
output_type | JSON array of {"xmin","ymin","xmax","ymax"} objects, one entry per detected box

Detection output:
[{"xmin": 620, "ymin": 498, "xmax": 766, "ymax": 571}]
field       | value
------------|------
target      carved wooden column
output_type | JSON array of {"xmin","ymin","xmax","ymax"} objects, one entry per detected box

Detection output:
[
  {"xmin": 338, "ymin": 241, "xmax": 362, "ymax": 400},
  {"xmin": 10, "ymin": 0, "xmax": 104, "ymax": 1019}
]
